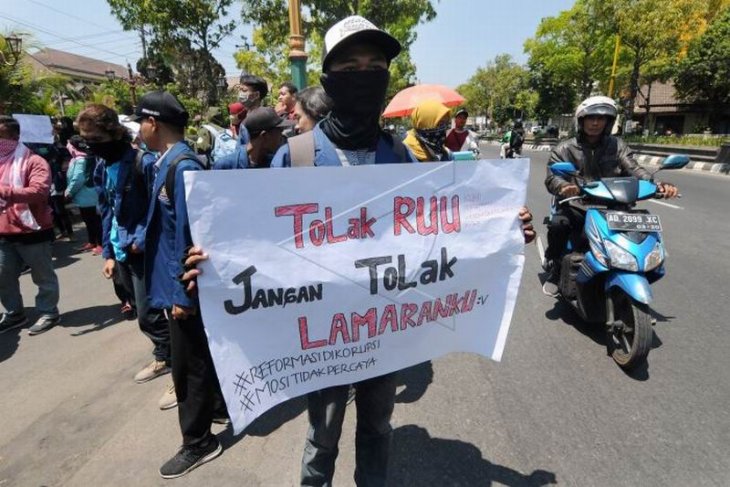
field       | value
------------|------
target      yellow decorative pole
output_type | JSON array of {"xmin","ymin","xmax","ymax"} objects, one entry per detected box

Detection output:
[
  {"xmin": 288, "ymin": 0, "xmax": 308, "ymax": 90},
  {"xmin": 608, "ymin": 35, "xmax": 621, "ymax": 98}
]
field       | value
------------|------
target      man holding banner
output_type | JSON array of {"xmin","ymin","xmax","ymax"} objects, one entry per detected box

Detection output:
[{"xmin": 183, "ymin": 15, "xmax": 534, "ymax": 487}]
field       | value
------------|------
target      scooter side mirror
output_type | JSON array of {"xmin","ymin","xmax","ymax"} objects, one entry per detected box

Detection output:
[
  {"xmin": 661, "ymin": 154, "xmax": 690, "ymax": 170},
  {"xmin": 549, "ymin": 161, "xmax": 578, "ymax": 177}
]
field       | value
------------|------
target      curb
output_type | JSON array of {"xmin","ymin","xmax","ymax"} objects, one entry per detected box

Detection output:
[
  {"xmin": 480, "ymin": 140, "xmax": 729, "ymax": 175},
  {"xmin": 634, "ymin": 154, "xmax": 729, "ymax": 175}
]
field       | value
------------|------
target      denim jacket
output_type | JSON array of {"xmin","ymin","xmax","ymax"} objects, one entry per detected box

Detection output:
[{"xmin": 271, "ymin": 124, "xmax": 417, "ymax": 167}]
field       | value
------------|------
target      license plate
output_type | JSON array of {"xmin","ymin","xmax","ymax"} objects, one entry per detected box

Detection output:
[{"xmin": 605, "ymin": 212, "xmax": 662, "ymax": 232}]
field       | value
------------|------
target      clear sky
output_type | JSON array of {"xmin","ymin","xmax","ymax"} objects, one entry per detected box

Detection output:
[{"xmin": 0, "ymin": 0, "xmax": 575, "ymax": 87}]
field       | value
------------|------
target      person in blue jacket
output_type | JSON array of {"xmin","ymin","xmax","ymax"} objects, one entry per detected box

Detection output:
[
  {"xmin": 64, "ymin": 135, "xmax": 102, "ymax": 253},
  {"xmin": 76, "ymin": 105, "xmax": 172, "ymax": 401},
  {"xmin": 133, "ymin": 90, "xmax": 227, "ymax": 479},
  {"xmin": 213, "ymin": 107, "xmax": 293, "ymax": 170},
  {"xmin": 212, "ymin": 74, "xmax": 268, "ymax": 170}
]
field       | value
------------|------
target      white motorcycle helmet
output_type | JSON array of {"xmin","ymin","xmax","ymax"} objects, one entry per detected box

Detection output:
[{"xmin": 574, "ymin": 96, "xmax": 617, "ymax": 136}]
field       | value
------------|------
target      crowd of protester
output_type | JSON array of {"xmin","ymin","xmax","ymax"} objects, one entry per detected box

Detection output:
[{"xmin": 0, "ymin": 15, "xmax": 537, "ymax": 484}]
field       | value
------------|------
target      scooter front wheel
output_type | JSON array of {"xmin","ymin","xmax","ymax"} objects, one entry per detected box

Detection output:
[{"xmin": 608, "ymin": 289, "xmax": 653, "ymax": 370}]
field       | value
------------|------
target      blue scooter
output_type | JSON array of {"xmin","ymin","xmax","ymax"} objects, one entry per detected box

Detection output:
[{"xmin": 543, "ymin": 155, "xmax": 689, "ymax": 369}]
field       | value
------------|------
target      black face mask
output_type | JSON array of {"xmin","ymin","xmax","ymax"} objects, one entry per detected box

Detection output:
[
  {"xmin": 320, "ymin": 69, "xmax": 390, "ymax": 150},
  {"xmin": 86, "ymin": 139, "xmax": 129, "ymax": 163}
]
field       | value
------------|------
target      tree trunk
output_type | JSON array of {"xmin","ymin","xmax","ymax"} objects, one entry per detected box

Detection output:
[
  {"xmin": 643, "ymin": 82, "xmax": 652, "ymax": 135},
  {"xmin": 625, "ymin": 49, "xmax": 642, "ymax": 124}
]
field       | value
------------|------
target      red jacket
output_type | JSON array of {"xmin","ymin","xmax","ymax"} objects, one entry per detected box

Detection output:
[{"xmin": 0, "ymin": 146, "xmax": 54, "ymax": 235}]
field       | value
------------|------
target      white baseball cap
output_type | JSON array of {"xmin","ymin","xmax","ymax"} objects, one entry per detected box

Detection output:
[{"xmin": 322, "ymin": 15, "xmax": 401, "ymax": 71}]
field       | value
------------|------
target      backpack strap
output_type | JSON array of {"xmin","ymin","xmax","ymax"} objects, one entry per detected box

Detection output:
[
  {"xmin": 133, "ymin": 149, "xmax": 145, "ymax": 177},
  {"xmin": 288, "ymin": 131, "xmax": 316, "ymax": 167},
  {"xmin": 164, "ymin": 152, "xmax": 201, "ymax": 204},
  {"xmin": 121, "ymin": 149, "xmax": 148, "ymax": 193}
]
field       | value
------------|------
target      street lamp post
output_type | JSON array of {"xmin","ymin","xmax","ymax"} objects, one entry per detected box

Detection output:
[
  {"xmin": 1, "ymin": 35, "xmax": 22, "ymax": 66},
  {"xmin": 147, "ymin": 64, "xmax": 158, "ymax": 86},
  {"xmin": 217, "ymin": 75, "xmax": 228, "ymax": 98},
  {"xmin": 126, "ymin": 62, "xmax": 137, "ymax": 109},
  {"xmin": 287, "ymin": 0, "xmax": 308, "ymax": 90}
]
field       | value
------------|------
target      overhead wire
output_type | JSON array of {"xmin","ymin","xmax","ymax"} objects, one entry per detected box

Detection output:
[{"xmin": 0, "ymin": 13, "xmax": 140, "ymax": 60}]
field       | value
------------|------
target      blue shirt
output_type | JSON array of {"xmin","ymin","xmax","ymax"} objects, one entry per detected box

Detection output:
[{"xmin": 104, "ymin": 163, "xmax": 127, "ymax": 262}]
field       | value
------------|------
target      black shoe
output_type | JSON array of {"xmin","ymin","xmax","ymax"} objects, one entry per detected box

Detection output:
[
  {"xmin": 0, "ymin": 313, "xmax": 29, "ymax": 333},
  {"xmin": 159, "ymin": 437, "xmax": 222, "ymax": 479}
]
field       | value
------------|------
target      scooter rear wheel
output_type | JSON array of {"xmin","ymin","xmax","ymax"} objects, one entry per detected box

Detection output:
[{"xmin": 609, "ymin": 290, "xmax": 653, "ymax": 370}]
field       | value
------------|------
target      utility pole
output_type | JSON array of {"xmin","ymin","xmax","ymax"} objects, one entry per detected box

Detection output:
[{"xmin": 288, "ymin": 0, "xmax": 308, "ymax": 90}]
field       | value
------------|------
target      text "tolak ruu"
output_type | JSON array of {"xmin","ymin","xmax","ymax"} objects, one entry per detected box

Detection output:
[{"xmin": 274, "ymin": 195, "xmax": 461, "ymax": 249}]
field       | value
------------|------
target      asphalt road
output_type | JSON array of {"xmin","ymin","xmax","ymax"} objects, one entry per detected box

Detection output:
[{"xmin": 0, "ymin": 146, "xmax": 728, "ymax": 486}]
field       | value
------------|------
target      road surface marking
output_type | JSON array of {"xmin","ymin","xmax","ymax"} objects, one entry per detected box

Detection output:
[
  {"xmin": 648, "ymin": 199, "xmax": 684, "ymax": 210},
  {"xmin": 536, "ymin": 236, "xmax": 546, "ymax": 267}
]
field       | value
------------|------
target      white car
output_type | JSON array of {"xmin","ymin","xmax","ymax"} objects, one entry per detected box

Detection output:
[{"xmin": 530, "ymin": 125, "xmax": 544, "ymax": 135}]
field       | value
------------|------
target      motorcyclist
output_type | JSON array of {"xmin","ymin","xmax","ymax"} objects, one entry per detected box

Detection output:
[
  {"xmin": 543, "ymin": 96, "xmax": 679, "ymax": 288},
  {"xmin": 499, "ymin": 119, "xmax": 524, "ymax": 158},
  {"xmin": 445, "ymin": 108, "xmax": 480, "ymax": 156}
]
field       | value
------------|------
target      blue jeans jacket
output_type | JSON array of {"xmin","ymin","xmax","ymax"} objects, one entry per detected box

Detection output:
[{"xmin": 271, "ymin": 124, "xmax": 417, "ymax": 167}]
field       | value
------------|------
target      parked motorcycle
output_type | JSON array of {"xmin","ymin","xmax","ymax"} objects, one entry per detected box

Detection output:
[{"xmin": 542, "ymin": 155, "xmax": 689, "ymax": 370}]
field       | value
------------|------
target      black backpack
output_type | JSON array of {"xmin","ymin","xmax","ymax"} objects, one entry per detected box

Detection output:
[{"xmin": 511, "ymin": 130, "xmax": 524, "ymax": 149}]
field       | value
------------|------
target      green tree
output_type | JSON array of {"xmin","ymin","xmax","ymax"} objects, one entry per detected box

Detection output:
[
  {"xmin": 236, "ymin": 0, "xmax": 438, "ymax": 97},
  {"xmin": 107, "ymin": 0, "xmax": 235, "ymax": 105},
  {"xmin": 0, "ymin": 35, "xmax": 70, "ymax": 115},
  {"xmin": 603, "ymin": 0, "xmax": 707, "ymax": 121},
  {"xmin": 458, "ymin": 54, "xmax": 536, "ymax": 126},
  {"xmin": 524, "ymin": 0, "xmax": 614, "ymax": 104},
  {"xmin": 674, "ymin": 7, "xmax": 730, "ymax": 131}
]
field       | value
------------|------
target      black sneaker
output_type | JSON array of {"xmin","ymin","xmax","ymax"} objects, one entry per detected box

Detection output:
[
  {"xmin": 0, "ymin": 313, "xmax": 29, "ymax": 333},
  {"xmin": 159, "ymin": 437, "xmax": 222, "ymax": 479}
]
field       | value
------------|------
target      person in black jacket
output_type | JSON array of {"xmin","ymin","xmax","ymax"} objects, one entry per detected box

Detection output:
[{"xmin": 543, "ymin": 96, "xmax": 679, "ymax": 285}]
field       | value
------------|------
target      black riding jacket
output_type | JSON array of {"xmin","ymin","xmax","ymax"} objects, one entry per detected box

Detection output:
[{"xmin": 545, "ymin": 135, "xmax": 651, "ymax": 195}]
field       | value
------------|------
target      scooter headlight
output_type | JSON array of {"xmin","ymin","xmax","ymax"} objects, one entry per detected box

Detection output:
[
  {"xmin": 644, "ymin": 241, "xmax": 665, "ymax": 271},
  {"xmin": 604, "ymin": 240, "xmax": 638, "ymax": 271},
  {"xmin": 589, "ymin": 239, "xmax": 608, "ymax": 267}
]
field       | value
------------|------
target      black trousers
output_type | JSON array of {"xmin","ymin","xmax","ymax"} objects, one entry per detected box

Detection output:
[
  {"xmin": 112, "ymin": 260, "xmax": 133, "ymax": 305},
  {"xmin": 50, "ymin": 195, "xmax": 73, "ymax": 236},
  {"xmin": 168, "ymin": 310, "xmax": 227, "ymax": 446},
  {"xmin": 117, "ymin": 253, "xmax": 170, "ymax": 362},
  {"xmin": 78, "ymin": 206, "xmax": 102, "ymax": 246},
  {"xmin": 545, "ymin": 204, "xmax": 587, "ymax": 261}
]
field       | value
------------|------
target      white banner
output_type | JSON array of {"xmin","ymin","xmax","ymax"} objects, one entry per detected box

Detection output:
[
  {"xmin": 185, "ymin": 159, "xmax": 529, "ymax": 434},
  {"xmin": 12, "ymin": 114, "xmax": 54, "ymax": 144}
]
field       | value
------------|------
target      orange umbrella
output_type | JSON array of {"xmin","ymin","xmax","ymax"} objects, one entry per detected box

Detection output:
[{"xmin": 382, "ymin": 84, "xmax": 465, "ymax": 118}]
